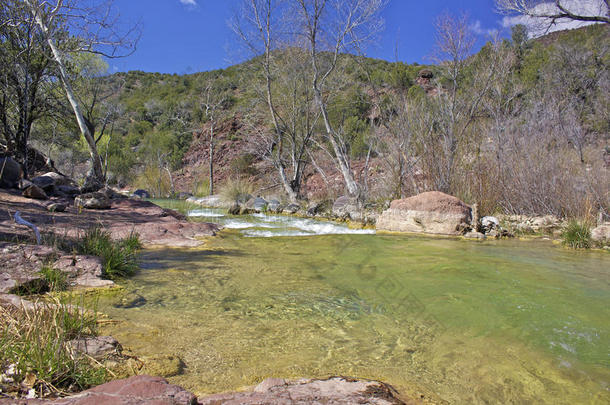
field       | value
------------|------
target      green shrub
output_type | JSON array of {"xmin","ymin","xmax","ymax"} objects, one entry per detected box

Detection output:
[
  {"xmin": 0, "ymin": 298, "xmax": 106, "ymax": 396},
  {"xmin": 561, "ymin": 221, "xmax": 592, "ymax": 249},
  {"xmin": 77, "ymin": 227, "xmax": 141, "ymax": 280}
]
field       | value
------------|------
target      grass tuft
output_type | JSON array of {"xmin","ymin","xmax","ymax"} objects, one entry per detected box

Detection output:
[
  {"xmin": 76, "ymin": 227, "xmax": 141, "ymax": 280},
  {"xmin": 219, "ymin": 177, "xmax": 254, "ymax": 204},
  {"xmin": 40, "ymin": 265, "xmax": 68, "ymax": 293},
  {"xmin": 0, "ymin": 297, "xmax": 106, "ymax": 397},
  {"xmin": 561, "ymin": 220, "xmax": 592, "ymax": 249}
]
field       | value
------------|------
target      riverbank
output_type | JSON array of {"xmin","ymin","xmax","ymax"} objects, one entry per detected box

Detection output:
[{"xmin": 0, "ymin": 190, "xmax": 421, "ymax": 403}]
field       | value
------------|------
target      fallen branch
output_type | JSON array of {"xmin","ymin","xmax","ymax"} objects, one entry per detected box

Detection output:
[{"xmin": 14, "ymin": 211, "xmax": 41, "ymax": 245}]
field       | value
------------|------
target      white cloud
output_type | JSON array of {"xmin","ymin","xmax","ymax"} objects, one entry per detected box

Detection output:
[
  {"xmin": 470, "ymin": 20, "xmax": 499, "ymax": 37},
  {"xmin": 500, "ymin": 0, "xmax": 606, "ymax": 37},
  {"xmin": 179, "ymin": 0, "xmax": 198, "ymax": 6}
]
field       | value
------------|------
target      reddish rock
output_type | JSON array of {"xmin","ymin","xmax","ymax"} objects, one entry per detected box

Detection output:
[
  {"xmin": 0, "ymin": 376, "xmax": 197, "ymax": 405},
  {"xmin": 0, "ymin": 191, "xmax": 219, "ymax": 248},
  {"xmin": 377, "ymin": 191, "xmax": 472, "ymax": 235}
]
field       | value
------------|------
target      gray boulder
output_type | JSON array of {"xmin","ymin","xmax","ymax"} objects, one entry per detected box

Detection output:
[
  {"xmin": 31, "ymin": 174, "xmax": 56, "ymax": 194},
  {"xmin": 481, "ymin": 216, "xmax": 499, "ymax": 233},
  {"xmin": 332, "ymin": 195, "xmax": 362, "ymax": 220},
  {"xmin": 75, "ymin": 192, "xmax": 111, "ymax": 210},
  {"xmin": 177, "ymin": 192, "xmax": 192, "ymax": 200},
  {"xmin": 253, "ymin": 197, "xmax": 268, "ymax": 212},
  {"xmin": 57, "ymin": 184, "xmax": 81, "ymax": 197},
  {"xmin": 132, "ymin": 189, "xmax": 150, "ymax": 199},
  {"xmin": 377, "ymin": 191, "xmax": 472, "ymax": 236},
  {"xmin": 267, "ymin": 199, "xmax": 281, "ymax": 213},
  {"xmin": 39, "ymin": 171, "xmax": 74, "ymax": 186},
  {"xmin": 591, "ymin": 222, "xmax": 610, "ymax": 245},
  {"xmin": 0, "ymin": 157, "xmax": 22, "ymax": 188},
  {"xmin": 22, "ymin": 184, "xmax": 48, "ymax": 200},
  {"xmin": 284, "ymin": 203, "xmax": 300, "ymax": 214}
]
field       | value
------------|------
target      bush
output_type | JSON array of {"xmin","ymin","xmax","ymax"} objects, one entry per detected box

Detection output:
[
  {"xmin": 219, "ymin": 177, "xmax": 254, "ymax": 204},
  {"xmin": 0, "ymin": 298, "xmax": 106, "ymax": 397},
  {"xmin": 77, "ymin": 227, "xmax": 141, "ymax": 280},
  {"xmin": 561, "ymin": 221, "xmax": 592, "ymax": 249}
]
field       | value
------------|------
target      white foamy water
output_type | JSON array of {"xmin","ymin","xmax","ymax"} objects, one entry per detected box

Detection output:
[
  {"xmin": 188, "ymin": 209, "xmax": 226, "ymax": 218},
  {"xmin": 187, "ymin": 208, "xmax": 375, "ymax": 237}
]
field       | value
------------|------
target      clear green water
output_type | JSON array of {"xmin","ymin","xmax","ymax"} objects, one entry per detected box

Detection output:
[{"xmin": 98, "ymin": 207, "xmax": 609, "ymax": 404}]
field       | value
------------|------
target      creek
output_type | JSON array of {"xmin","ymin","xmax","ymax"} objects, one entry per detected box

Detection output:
[{"xmin": 98, "ymin": 203, "xmax": 609, "ymax": 403}]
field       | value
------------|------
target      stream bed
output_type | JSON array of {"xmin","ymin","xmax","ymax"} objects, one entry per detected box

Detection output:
[{"xmin": 98, "ymin": 204, "xmax": 609, "ymax": 404}]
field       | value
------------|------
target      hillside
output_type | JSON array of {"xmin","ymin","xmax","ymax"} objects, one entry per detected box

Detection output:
[{"xmin": 35, "ymin": 23, "xmax": 609, "ymax": 218}]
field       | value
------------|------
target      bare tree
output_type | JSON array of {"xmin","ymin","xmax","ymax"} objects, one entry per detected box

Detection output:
[
  {"xmin": 22, "ymin": 0, "xmax": 139, "ymax": 191},
  {"xmin": 294, "ymin": 0, "xmax": 386, "ymax": 198},
  {"xmin": 232, "ymin": 0, "xmax": 318, "ymax": 202},
  {"xmin": 496, "ymin": 0, "xmax": 610, "ymax": 27}
]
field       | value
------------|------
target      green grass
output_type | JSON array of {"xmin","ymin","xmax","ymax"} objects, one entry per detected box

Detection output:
[
  {"xmin": 40, "ymin": 266, "xmax": 68, "ymax": 293},
  {"xmin": 561, "ymin": 220, "xmax": 592, "ymax": 249},
  {"xmin": 0, "ymin": 297, "xmax": 107, "ymax": 397},
  {"xmin": 76, "ymin": 227, "xmax": 141, "ymax": 280}
]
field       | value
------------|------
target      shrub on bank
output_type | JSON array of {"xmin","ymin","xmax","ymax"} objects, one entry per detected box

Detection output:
[{"xmin": 561, "ymin": 221, "xmax": 592, "ymax": 249}]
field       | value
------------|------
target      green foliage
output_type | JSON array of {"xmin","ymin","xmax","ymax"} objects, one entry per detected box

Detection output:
[
  {"xmin": 134, "ymin": 165, "xmax": 172, "ymax": 198},
  {"xmin": 561, "ymin": 221, "xmax": 592, "ymax": 249},
  {"xmin": 77, "ymin": 227, "xmax": 141, "ymax": 280},
  {"xmin": 0, "ymin": 298, "xmax": 106, "ymax": 395}
]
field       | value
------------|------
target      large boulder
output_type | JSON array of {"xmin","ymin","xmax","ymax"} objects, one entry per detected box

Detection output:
[
  {"xmin": 31, "ymin": 175, "xmax": 56, "ymax": 194},
  {"xmin": 332, "ymin": 195, "xmax": 361, "ymax": 220},
  {"xmin": 75, "ymin": 192, "xmax": 111, "ymax": 210},
  {"xmin": 0, "ymin": 157, "xmax": 23, "ymax": 189},
  {"xmin": 591, "ymin": 222, "xmax": 610, "ymax": 246},
  {"xmin": 377, "ymin": 191, "xmax": 472, "ymax": 235}
]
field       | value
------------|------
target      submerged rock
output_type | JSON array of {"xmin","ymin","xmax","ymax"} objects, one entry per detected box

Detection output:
[
  {"xmin": 377, "ymin": 191, "xmax": 471, "ymax": 235},
  {"xmin": 199, "ymin": 376, "xmax": 407, "ymax": 405},
  {"xmin": 68, "ymin": 336, "xmax": 121, "ymax": 360}
]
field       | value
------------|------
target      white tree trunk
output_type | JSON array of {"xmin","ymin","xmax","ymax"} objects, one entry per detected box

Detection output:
[{"xmin": 25, "ymin": 0, "xmax": 104, "ymax": 188}]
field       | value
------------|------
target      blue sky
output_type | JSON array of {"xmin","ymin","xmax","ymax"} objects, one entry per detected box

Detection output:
[{"xmin": 110, "ymin": 0, "xmax": 512, "ymax": 74}]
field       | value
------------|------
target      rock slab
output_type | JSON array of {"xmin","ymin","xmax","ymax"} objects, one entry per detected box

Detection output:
[
  {"xmin": 0, "ymin": 375, "xmax": 197, "ymax": 405},
  {"xmin": 199, "ymin": 377, "xmax": 407, "ymax": 405},
  {"xmin": 377, "ymin": 191, "xmax": 471, "ymax": 235}
]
